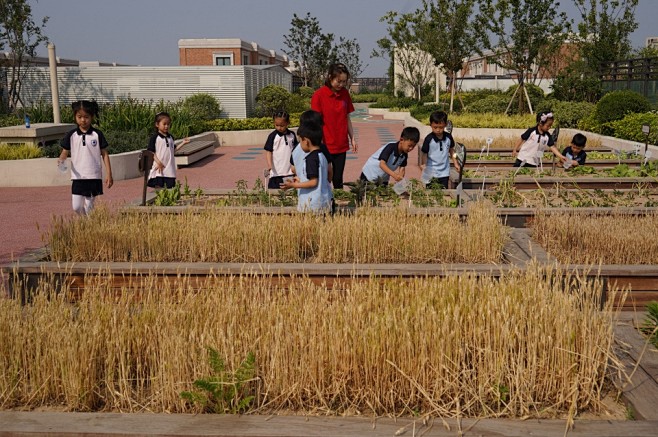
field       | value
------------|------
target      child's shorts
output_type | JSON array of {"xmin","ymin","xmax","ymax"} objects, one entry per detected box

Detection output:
[
  {"xmin": 513, "ymin": 159, "xmax": 537, "ymax": 168},
  {"xmin": 148, "ymin": 177, "xmax": 176, "ymax": 189},
  {"xmin": 268, "ymin": 176, "xmax": 286, "ymax": 189},
  {"xmin": 72, "ymin": 179, "xmax": 103, "ymax": 197}
]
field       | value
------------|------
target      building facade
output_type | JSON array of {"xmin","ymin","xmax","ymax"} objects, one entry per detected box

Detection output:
[{"xmin": 179, "ymin": 39, "xmax": 289, "ymax": 69}]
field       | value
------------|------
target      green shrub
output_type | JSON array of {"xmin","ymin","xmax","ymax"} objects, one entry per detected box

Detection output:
[
  {"xmin": 607, "ymin": 112, "xmax": 658, "ymax": 144},
  {"xmin": 410, "ymin": 103, "xmax": 450, "ymax": 123},
  {"xmin": 465, "ymin": 95, "xmax": 510, "ymax": 114},
  {"xmin": 450, "ymin": 113, "xmax": 535, "ymax": 129},
  {"xmin": 182, "ymin": 93, "xmax": 222, "ymax": 120},
  {"xmin": 202, "ymin": 114, "xmax": 301, "ymax": 132},
  {"xmin": 536, "ymin": 99, "xmax": 596, "ymax": 128},
  {"xmin": 104, "ymin": 130, "xmax": 152, "ymax": 154},
  {"xmin": 370, "ymin": 95, "xmax": 417, "ymax": 109},
  {"xmin": 255, "ymin": 85, "xmax": 291, "ymax": 117},
  {"xmin": 351, "ymin": 93, "xmax": 386, "ymax": 103},
  {"xmin": 594, "ymin": 90, "xmax": 652, "ymax": 126},
  {"xmin": 0, "ymin": 144, "xmax": 43, "ymax": 160},
  {"xmin": 0, "ymin": 114, "xmax": 21, "ymax": 127},
  {"xmin": 287, "ymin": 93, "xmax": 311, "ymax": 114},
  {"xmin": 297, "ymin": 86, "xmax": 315, "ymax": 99}
]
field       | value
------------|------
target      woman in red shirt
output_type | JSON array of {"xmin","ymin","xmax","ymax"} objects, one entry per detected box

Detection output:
[{"xmin": 311, "ymin": 63, "xmax": 357, "ymax": 189}]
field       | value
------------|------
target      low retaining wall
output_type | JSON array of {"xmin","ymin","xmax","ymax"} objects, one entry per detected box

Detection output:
[{"xmin": 0, "ymin": 132, "xmax": 217, "ymax": 188}]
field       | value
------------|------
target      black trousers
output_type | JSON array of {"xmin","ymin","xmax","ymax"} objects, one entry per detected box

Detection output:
[{"xmin": 331, "ymin": 152, "xmax": 347, "ymax": 189}]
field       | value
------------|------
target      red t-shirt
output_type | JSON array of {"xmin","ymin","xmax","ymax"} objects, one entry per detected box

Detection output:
[{"xmin": 311, "ymin": 85, "xmax": 354, "ymax": 155}]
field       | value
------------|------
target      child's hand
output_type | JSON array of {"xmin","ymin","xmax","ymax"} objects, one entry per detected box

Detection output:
[
  {"xmin": 420, "ymin": 164, "xmax": 426, "ymax": 171},
  {"xmin": 182, "ymin": 137, "xmax": 190, "ymax": 145},
  {"xmin": 280, "ymin": 177, "xmax": 297, "ymax": 190},
  {"xmin": 392, "ymin": 173, "xmax": 403, "ymax": 182},
  {"xmin": 155, "ymin": 161, "xmax": 165, "ymax": 172}
]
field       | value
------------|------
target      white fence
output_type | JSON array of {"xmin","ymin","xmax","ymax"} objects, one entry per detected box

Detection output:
[
  {"xmin": 16, "ymin": 65, "xmax": 292, "ymax": 119},
  {"xmin": 458, "ymin": 77, "xmax": 553, "ymax": 93}
]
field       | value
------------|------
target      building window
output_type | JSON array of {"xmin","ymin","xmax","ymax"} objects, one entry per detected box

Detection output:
[
  {"xmin": 243, "ymin": 55, "xmax": 249, "ymax": 65},
  {"xmin": 213, "ymin": 54, "xmax": 233, "ymax": 66}
]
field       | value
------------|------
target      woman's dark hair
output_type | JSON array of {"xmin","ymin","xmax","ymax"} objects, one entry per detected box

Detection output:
[
  {"xmin": 71, "ymin": 100, "xmax": 99, "ymax": 118},
  {"xmin": 273, "ymin": 110, "xmax": 290, "ymax": 123},
  {"xmin": 324, "ymin": 63, "xmax": 350, "ymax": 87}
]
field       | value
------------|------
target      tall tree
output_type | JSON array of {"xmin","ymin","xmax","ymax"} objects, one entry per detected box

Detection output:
[
  {"xmin": 0, "ymin": 0, "xmax": 48, "ymax": 112},
  {"xmin": 417, "ymin": 0, "xmax": 479, "ymax": 112},
  {"xmin": 335, "ymin": 37, "xmax": 366, "ymax": 83},
  {"xmin": 282, "ymin": 13, "xmax": 335, "ymax": 88},
  {"xmin": 475, "ymin": 0, "xmax": 569, "ymax": 113},
  {"xmin": 573, "ymin": 0, "xmax": 638, "ymax": 72},
  {"xmin": 373, "ymin": 11, "xmax": 436, "ymax": 100}
]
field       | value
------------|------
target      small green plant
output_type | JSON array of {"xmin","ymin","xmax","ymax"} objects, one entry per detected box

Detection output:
[
  {"xmin": 180, "ymin": 348, "xmax": 257, "ymax": 414},
  {"xmin": 153, "ymin": 182, "xmax": 181, "ymax": 206},
  {"xmin": 0, "ymin": 143, "xmax": 43, "ymax": 160},
  {"xmin": 640, "ymin": 301, "xmax": 658, "ymax": 348}
]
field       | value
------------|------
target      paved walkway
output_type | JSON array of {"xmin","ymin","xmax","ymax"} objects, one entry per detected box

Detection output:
[{"xmin": 0, "ymin": 112, "xmax": 407, "ymax": 263}]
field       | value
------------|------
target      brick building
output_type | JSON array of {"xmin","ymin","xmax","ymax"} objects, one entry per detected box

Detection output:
[{"xmin": 178, "ymin": 38, "xmax": 289, "ymax": 68}]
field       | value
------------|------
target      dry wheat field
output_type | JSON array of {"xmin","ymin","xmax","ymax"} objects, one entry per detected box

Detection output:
[
  {"xmin": 0, "ymin": 266, "xmax": 625, "ymax": 419},
  {"xmin": 532, "ymin": 212, "xmax": 658, "ymax": 264}
]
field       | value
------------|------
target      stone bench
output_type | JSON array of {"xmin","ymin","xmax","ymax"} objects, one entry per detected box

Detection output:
[
  {"xmin": 0, "ymin": 123, "xmax": 76, "ymax": 146},
  {"xmin": 174, "ymin": 139, "xmax": 216, "ymax": 166}
]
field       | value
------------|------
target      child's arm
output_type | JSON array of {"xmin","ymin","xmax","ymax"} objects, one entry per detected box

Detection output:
[
  {"xmin": 450, "ymin": 146, "xmax": 461, "ymax": 172},
  {"xmin": 548, "ymin": 145, "xmax": 566, "ymax": 162},
  {"xmin": 174, "ymin": 137, "xmax": 190, "ymax": 152},
  {"xmin": 265, "ymin": 151, "xmax": 273, "ymax": 175},
  {"xmin": 512, "ymin": 138, "xmax": 524, "ymax": 158},
  {"xmin": 379, "ymin": 160, "xmax": 403, "ymax": 182},
  {"xmin": 101, "ymin": 148, "xmax": 114, "ymax": 188},
  {"xmin": 280, "ymin": 176, "xmax": 318, "ymax": 189},
  {"xmin": 57, "ymin": 148, "xmax": 68, "ymax": 164},
  {"xmin": 419, "ymin": 151, "xmax": 428, "ymax": 169}
]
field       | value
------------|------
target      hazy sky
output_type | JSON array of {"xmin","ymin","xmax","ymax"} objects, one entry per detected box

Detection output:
[{"xmin": 29, "ymin": 0, "xmax": 657, "ymax": 77}]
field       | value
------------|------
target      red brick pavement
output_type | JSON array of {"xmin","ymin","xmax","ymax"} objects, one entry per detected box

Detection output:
[{"xmin": 0, "ymin": 114, "xmax": 416, "ymax": 263}]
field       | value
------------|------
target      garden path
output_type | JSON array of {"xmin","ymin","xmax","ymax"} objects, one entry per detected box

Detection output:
[{"xmin": 0, "ymin": 112, "xmax": 406, "ymax": 263}]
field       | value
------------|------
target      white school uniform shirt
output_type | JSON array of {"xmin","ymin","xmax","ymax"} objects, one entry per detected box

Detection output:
[
  {"xmin": 60, "ymin": 127, "xmax": 108, "ymax": 180},
  {"xmin": 147, "ymin": 133, "xmax": 177, "ymax": 179},
  {"xmin": 421, "ymin": 132, "xmax": 455, "ymax": 178},
  {"xmin": 517, "ymin": 127, "xmax": 554, "ymax": 166},
  {"xmin": 264, "ymin": 129, "xmax": 296, "ymax": 177}
]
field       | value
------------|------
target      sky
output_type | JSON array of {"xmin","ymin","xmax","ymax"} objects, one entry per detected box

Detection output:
[{"xmin": 28, "ymin": 0, "xmax": 658, "ymax": 77}]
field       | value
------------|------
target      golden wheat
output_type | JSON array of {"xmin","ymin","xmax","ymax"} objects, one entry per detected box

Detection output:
[
  {"xmin": 532, "ymin": 212, "xmax": 658, "ymax": 264},
  {"xmin": 46, "ymin": 202, "xmax": 508, "ymax": 264},
  {"xmin": 0, "ymin": 266, "xmax": 623, "ymax": 418}
]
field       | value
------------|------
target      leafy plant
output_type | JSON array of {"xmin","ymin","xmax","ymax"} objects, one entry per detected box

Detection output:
[
  {"xmin": 153, "ymin": 182, "xmax": 181, "ymax": 206},
  {"xmin": 182, "ymin": 93, "xmax": 222, "ymax": 120},
  {"xmin": 594, "ymin": 90, "xmax": 651, "ymax": 126},
  {"xmin": 180, "ymin": 348, "xmax": 257, "ymax": 414},
  {"xmin": 640, "ymin": 302, "xmax": 658, "ymax": 348},
  {"xmin": 0, "ymin": 143, "xmax": 43, "ymax": 160}
]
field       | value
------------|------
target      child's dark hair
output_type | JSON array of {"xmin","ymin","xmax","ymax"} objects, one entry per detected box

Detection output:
[
  {"xmin": 273, "ymin": 110, "xmax": 290, "ymax": 123},
  {"xmin": 297, "ymin": 122, "xmax": 323, "ymax": 147},
  {"xmin": 155, "ymin": 111, "xmax": 171, "ymax": 124},
  {"xmin": 536, "ymin": 111, "xmax": 554, "ymax": 124},
  {"xmin": 400, "ymin": 126, "xmax": 420, "ymax": 143},
  {"xmin": 324, "ymin": 63, "xmax": 350, "ymax": 87},
  {"xmin": 299, "ymin": 109, "xmax": 323, "ymax": 130},
  {"xmin": 71, "ymin": 100, "xmax": 99, "ymax": 118},
  {"xmin": 572, "ymin": 133, "xmax": 587, "ymax": 148},
  {"xmin": 429, "ymin": 111, "xmax": 449, "ymax": 125}
]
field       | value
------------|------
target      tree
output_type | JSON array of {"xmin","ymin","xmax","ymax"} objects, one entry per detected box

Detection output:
[
  {"xmin": 417, "ymin": 0, "xmax": 479, "ymax": 112},
  {"xmin": 573, "ymin": 0, "xmax": 638, "ymax": 73},
  {"xmin": 373, "ymin": 11, "xmax": 436, "ymax": 100},
  {"xmin": 633, "ymin": 45, "xmax": 658, "ymax": 59},
  {"xmin": 282, "ymin": 13, "xmax": 335, "ymax": 88},
  {"xmin": 475, "ymin": 0, "xmax": 569, "ymax": 114},
  {"xmin": 335, "ymin": 37, "xmax": 366, "ymax": 84},
  {"xmin": 0, "ymin": 0, "xmax": 48, "ymax": 112}
]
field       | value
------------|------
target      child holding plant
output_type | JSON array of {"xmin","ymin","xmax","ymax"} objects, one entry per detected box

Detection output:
[
  {"xmin": 420, "ymin": 111, "xmax": 460, "ymax": 189},
  {"xmin": 281, "ymin": 113, "xmax": 332, "ymax": 213},
  {"xmin": 147, "ymin": 111, "xmax": 189, "ymax": 189},
  {"xmin": 57, "ymin": 100, "xmax": 113, "ymax": 215},
  {"xmin": 360, "ymin": 126, "xmax": 420, "ymax": 185},
  {"xmin": 512, "ymin": 111, "xmax": 565, "ymax": 167},
  {"xmin": 264, "ymin": 111, "xmax": 297, "ymax": 189},
  {"xmin": 562, "ymin": 133, "xmax": 588, "ymax": 168}
]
